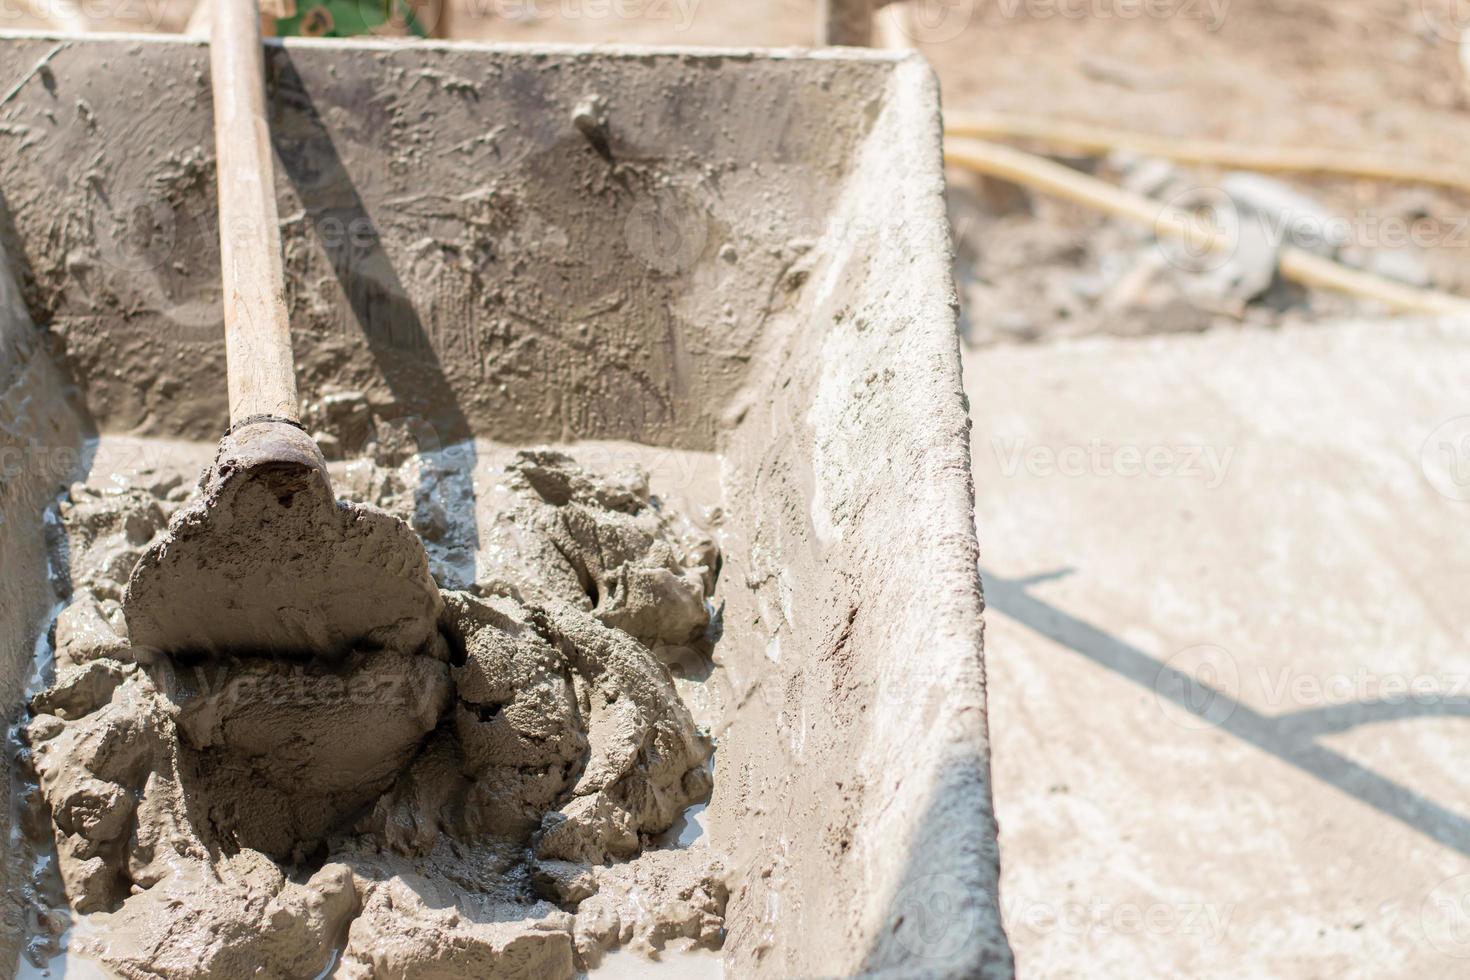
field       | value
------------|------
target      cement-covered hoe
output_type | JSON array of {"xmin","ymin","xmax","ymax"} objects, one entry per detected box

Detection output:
[{"xmin": 122, "ymin": 0, "xmax": 443, "ymax": 658}]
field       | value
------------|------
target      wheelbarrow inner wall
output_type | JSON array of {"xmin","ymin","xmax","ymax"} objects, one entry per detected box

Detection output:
[{"xmin": 0, "ymin": 34, "xmax": 1010, "ymax": 978}]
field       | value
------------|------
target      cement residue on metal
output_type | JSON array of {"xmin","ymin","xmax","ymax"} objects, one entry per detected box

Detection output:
[
  {"xmin": 1, "ymin": 37, "xmax": 1007, "ymax": 979},
  {"xmin": 17, "ymin": 435, "xmax": 728, "ymax": 978}
]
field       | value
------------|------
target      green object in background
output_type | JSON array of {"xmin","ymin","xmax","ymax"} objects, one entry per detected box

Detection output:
[{"xmin": 274, "ymin": 0, "xmax": 430, "ymax": 37}]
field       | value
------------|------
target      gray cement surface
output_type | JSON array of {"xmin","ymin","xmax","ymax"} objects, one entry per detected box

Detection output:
[{"xmin": 968, "ymin": 319, "xmax": 1470, "ymax": 977}]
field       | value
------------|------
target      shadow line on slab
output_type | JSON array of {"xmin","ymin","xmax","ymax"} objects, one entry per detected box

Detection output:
[
  {"xmin": 857, "ymin": 756, "xmax": 1016, "ymax": 979},
  {"xmin": 981, "ymin": 565, "xmax": 1470, "ymax": 860}
]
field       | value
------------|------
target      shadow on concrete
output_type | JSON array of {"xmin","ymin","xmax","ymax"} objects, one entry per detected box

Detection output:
[
  {"xmin": 857, "ymin": 756, "xmax": 1016, "ymax": 979},
  {"xmin": 269, "ymin": 50, "xmax": 479, "ymax": 587},
  {"xmin": 981, "ymin": 565, "xmax": 1470, "ymax": 859}
]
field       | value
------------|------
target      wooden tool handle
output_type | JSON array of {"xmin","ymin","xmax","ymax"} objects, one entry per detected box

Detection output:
[
  {"xmin": 212, "ymin": 0, "xmax": 298, "ymax": 426},
  {"xmin": 818, "ymin": 0, "xmax": 874, "ymax": 45}
]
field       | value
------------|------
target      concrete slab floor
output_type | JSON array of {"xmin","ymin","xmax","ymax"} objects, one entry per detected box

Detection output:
[{"xmin": 966, "ymin": 320, "xmax": 1470, "ymax": 978}]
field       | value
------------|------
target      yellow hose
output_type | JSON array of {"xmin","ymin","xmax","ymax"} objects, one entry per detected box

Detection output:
[
  {"xmin": 945, "ymin": 110, "xmax": 1470, "ymax": 197},
  {"xmin": 944, "ymin": 137, "xmax": 1470, "ymax": 319}
]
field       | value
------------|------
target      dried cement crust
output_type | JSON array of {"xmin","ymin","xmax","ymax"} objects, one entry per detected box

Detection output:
[{"xmin": 21, "ymin": 448, "xmax": 723, "ymax": 978}]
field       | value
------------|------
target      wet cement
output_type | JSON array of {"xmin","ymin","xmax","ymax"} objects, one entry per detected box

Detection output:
[
  {"xmin": 13, "ymin": 417, "xmax": 730, "ymax": 978},
  {"xmin": 123, "ymin": 422, "xmax": 447, "ymax": 662}
]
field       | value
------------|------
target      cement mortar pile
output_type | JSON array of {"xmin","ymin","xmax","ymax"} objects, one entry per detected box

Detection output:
[{"xmin": 19, "ymin": 443, "xmax": 727, "ymax": 978}]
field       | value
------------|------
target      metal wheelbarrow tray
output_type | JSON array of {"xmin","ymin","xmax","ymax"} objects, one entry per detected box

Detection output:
[{"xmin": 0, "ymin": 33, "xmax": 1011, "ymax": 977}]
